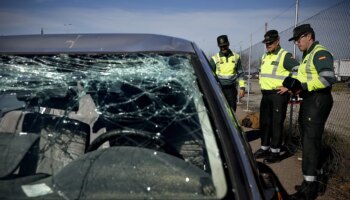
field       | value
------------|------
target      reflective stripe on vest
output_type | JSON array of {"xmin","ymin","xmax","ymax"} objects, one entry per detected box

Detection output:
[
  {"xmin": 305, "ymin": 46, "xmax": 321, "ymax": 81},
  {"xmin": 260, "ymin": 49, "xmax": 288, "ymax": 80},
  {"xmin": 259, "ymin": 48, "xmax": 290, "ymax": 90},
  {"xmin": 297, "ymin": 44, "xmax": 334, "ymax": 91},
  {"xmin": 212, "ymin": 53, "xmax": 238, "ymax": 81}
]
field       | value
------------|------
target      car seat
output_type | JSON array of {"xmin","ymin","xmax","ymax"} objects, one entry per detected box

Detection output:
[{"xmin": 0, "ymin": 111, "xmax": 90, "ymax": 177}]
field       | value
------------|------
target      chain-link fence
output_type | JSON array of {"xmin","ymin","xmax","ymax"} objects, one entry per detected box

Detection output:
[
  {"xmin": 239, "ymin": 1, "xmax": 350, "ymax": 198},
  {"xmin": 240, "ymin": 0, "xmax": 350, "ymax": 68}
]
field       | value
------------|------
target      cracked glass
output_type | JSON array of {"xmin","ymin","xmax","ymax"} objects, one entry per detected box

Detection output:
[{"xmin": 0, "ymin": 53, "xmax": 227, "ymax": 199}]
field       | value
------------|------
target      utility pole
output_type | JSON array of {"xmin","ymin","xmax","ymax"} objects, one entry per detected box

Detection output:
[
  {"xmin": 237, "ymin": 41, "xmax": 243, "ymax": 105},
  {"xmin": 293, "ymin": 0, "xmax": 299, "ymax": 57},
  {"xmin": 286, "ymin": 0, "xmax": 300, "ymax": 154},
  {"xmin": 245, "ymin": 33, "xmax": 252, "ymax": 112},
  {"xmin": 239, "ymin": 41, "xmax": 243, "ymax": 58},
  {"xmin": 264, "ymin": 22, "xmax": 268, "ymax": 52}
]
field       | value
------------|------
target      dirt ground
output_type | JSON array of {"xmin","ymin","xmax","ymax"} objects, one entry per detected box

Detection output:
[{"xmin": 235, "ymin": 79, "xmax": 350, "ymax": 200}]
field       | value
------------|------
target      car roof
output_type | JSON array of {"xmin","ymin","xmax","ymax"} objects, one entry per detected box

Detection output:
[{"xmin": 0, "ymin": 33, "xmax": 196, "ymax": 54}]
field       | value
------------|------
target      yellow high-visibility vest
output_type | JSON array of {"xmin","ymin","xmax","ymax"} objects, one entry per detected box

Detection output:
[
  {"xmin": 259, "ymin": 48, "xmax": 290, "ymax": 90},
  {"xmin": 297, "ymin": 44, "xmax": 333, "ymax": 91},
  {"xmin": 212, "ymin": 53, "xmax": 245, "ymax": 87}
]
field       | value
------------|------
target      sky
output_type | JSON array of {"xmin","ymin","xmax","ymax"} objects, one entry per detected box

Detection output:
[{"xmin": 0, "ymin": 0, "xmax": 345, "ymax": 54}]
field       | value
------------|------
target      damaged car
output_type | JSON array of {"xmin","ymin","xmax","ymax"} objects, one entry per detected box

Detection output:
[{"xmin": 0, "ymin": 33, "xmax": 287, "ymax": 199}]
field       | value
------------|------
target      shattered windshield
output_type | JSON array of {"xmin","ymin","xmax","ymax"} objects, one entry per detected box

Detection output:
[{"xmin": 0, "ymin": 53, "xmax": 227, "ymax": 199}]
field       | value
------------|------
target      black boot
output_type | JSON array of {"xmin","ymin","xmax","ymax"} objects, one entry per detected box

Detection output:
[
  {"xmin": 317, "ymin": 172, "xmax": 328, "ymax": 195},
  {"xmin": 253, "ymin": 149, "xmax": 270, "ymax": 159},
  {"xmin": 291, "ymin": 181, "xmax": 319, "ymax": 200},
  {"xmin": 263, "ymin": 152, "xmax": 282, "ymax": 163},
  {"xmin": 294, "ymin": 180, "xmax": 307, "ymax": 192},
  {"xmin": 295, "ymin": 174, "xmax": 328, "ymax": 196}
]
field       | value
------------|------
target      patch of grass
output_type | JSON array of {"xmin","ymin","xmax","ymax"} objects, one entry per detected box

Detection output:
[
  {"xmin": 322, "ymin": 130, "xmax": 350, "ymax": 198},
  {"xmin": 332, "ymin": 82, "xmax": 349, "ymax": 92}
]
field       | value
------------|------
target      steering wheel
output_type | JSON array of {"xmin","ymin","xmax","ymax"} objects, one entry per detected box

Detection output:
[{"xmin": 86, "ymin": 129, "xmax": 183, "ymax": 159}]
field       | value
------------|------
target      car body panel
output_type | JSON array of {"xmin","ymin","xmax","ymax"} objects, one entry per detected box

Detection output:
[{"xmin": 0, "ymin": 33, "xmax": 194, "ymax": 54}]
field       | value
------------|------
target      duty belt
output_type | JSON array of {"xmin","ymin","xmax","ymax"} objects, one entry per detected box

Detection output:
[
  {"xmin": 261, "ymin": 90, "xmax": 278, "ymax": 95},
  {"xmin": 300, "ymin": 87, "xmax": 332, "ymax": 98}
]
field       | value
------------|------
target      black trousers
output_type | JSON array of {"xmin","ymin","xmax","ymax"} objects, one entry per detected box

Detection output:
[
  {"xmin": 299, "ymin": 91, "xmax": 333, "ymax": 176},
  {"xmin": 259, "ymin": 91, "xmax": 289, "ymax": 149},
  {"xmin": 221, "ymin": 84, "xmax": 238, "ymax": 111}
]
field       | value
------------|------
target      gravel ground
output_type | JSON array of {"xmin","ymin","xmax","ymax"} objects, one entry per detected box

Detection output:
[{"xmin": 235, "ymin": 79, "xmax": 350, "ymax": 199}]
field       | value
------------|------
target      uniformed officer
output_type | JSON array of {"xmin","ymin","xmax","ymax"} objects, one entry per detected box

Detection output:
[
  {"xmin": 284, "ymin": 24, "xmax": 336, "ymax": 200},
  {"xmin": 209, "ymin": 35, "xmax": 245, "ymax": 111},
  {"xmin": 254, "ymin": 30, "xmax": 299, "ymax": 163}
]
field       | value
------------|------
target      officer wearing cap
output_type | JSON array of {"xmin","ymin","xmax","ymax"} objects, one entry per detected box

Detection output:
[
  {"xmin": 254, "ymin": 30, "xmax": 299, "ymax": 163},
  {"xmin": 283, "ymin": 24, "xmax": 336, "ymax": 200},
  {"xmin": 209, "ymin": 35, "xmax": 245, "ymax": 111}
]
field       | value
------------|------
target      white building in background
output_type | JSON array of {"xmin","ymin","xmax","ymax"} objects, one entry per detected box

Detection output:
[{"xmin": 334, "ymin": 59, "xmax": 350, "ymax": 82}]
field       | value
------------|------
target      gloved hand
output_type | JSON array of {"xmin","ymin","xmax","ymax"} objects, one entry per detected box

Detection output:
[{"xmin": 282, "ymin": 77, "xmax": 302, "ymax": 93}]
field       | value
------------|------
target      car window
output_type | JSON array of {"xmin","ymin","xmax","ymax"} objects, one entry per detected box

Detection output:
[{"xmin": 0, "ymin": 53, "xmax": 228, "ymax": 199}]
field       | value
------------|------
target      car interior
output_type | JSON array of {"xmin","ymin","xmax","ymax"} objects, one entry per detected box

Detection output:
[{"xmin": 0, "ymin": 53, "xmax": 228, "ymax": 199}]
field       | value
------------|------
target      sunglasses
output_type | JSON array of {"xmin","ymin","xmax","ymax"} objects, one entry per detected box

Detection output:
[
  {"xmin": 294, "ymin": 34, "xmax": 307, "ymax": 44},
  {"xmin": 265, "ymin": 41, "xmax": 274, "ymax": 46}
]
